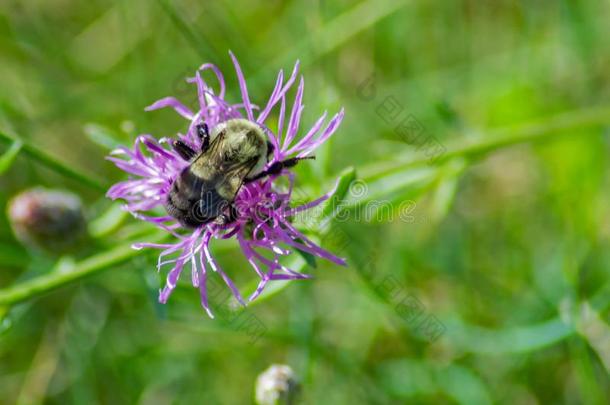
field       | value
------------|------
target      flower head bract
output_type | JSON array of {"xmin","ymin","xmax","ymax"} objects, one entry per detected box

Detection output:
[{"xmin": 107, "ymin": 52, "xmax": 345, "ymax": 317}]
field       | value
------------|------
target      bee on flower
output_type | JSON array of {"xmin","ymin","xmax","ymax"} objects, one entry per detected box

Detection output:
[{"xmin": 107, "ymin": 52, "xmax": 345, "ymax": 317}]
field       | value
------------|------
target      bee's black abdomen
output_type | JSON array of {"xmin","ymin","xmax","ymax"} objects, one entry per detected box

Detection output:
[
  {"xmin": 165, "ymin": 168, "xmax": 231, "ymax": 228},
  {"xmin": 191, "ymin": 188, "xmax": 229, "ymax": 223},
  {"xmin": 165, "ymin": 195, "xmax": 200, "ymax": 228}
]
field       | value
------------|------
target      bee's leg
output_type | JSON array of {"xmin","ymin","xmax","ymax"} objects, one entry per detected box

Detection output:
[
  {"xmin": 246, "ymin": 156, "xmax": 315, "ymax": 183},
  {"xmin": 266, "ymin": 141, "xmax": 275, "ymax": 158},
  {"xmin": 214, "ymin": 204, "xmax": 238, "ymax": 226},
  {"xmin": 172, "ymin": 140, "xmax": 197, "ymax": 161},
  {"xmin": 197, "ymin": 123, "xmax": 210, "ymax": 152}
]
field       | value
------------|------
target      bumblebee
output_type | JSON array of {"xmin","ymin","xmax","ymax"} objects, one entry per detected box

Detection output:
[{"xmin": 166, "ymin": 119, "xmax": 311, "ymax": 228}]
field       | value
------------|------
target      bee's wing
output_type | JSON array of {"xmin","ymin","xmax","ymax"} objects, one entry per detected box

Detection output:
[
  {"xmin": 214, "ymin": 157, "xmax": 259, "ymax": 201},
  {"xmin": 190, "ymin": 130, "xmax": 227, "ymax": 178},
  {"xmin": 199, "ymin": 132, "xmax": 259, "ymax": 201}
]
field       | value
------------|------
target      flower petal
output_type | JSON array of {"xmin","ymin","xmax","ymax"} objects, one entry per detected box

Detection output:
[
  {"xmin": 145, "ymin": 97, "xmax": 194, "ymax": 120},
  {"xmin": 229, "ymin": 51, "xmax": 254, "ymax": 121}
]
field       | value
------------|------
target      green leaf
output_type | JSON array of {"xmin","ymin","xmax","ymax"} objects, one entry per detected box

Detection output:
[
  {"xmin": 360, "ymin": 104, "xmax": 610, "ymax": 182},
  {"xmin": 377, "ymin": 359, "xmax": 492, "ymax": 405},
  {"xmin": 590, "ymin": 281, "xmax": 610, "ymax": 313},
  {"xmin": 0, "ymin": 232, "xmax": 168, "ymax": 306},
  {"xmin": 257, "ymin": 0, "xmax": 411, "ymax": 81},
  {"xmin": 0, "ymin": 130, "xmax": 108, "ymax": 191},
  {"xmin": 575, "ymin": 302, "xmax": 610, "ymax": 375},
  {"xmin": 0, "ymin": 139, "xmax": 22, "ymax": 174},
  {"xmin": 342, "ymin": 166, "xmax": 438, "ymax": 225},
  {"xmin": 155, "ymin": 0, "xmax": 221, "ymax": 61},
  {"xmin": 447, "ymin": 316, "xmax": 574, "ymax": 354},
  {"xmin": 437, "ymin": 365, "xmax": 493, "ymax": 405},
  {"xmin": 427, "ymin": 158, "xmax": 467, "ymax": 224},
  {"xmin": 570, "ymin": 336, "xmax": 608, "ymax": 405},
  {"xmin": 318, "ymin": 166, "xmax": 356, "ymax": 222},
  {"xmin": 84, "ymin": 123, "xmax": 123, "ymax": 151},
  {"xmin": 88, "ymin": 203, "xmax": 129, "ymax": 238},
  {"xmin": 295, "ymin": 245, "xmax": 317, "ymax": 269},
  {"xmin": 0, "ymin": 306, "xmax": 11, "ymax": 335}
]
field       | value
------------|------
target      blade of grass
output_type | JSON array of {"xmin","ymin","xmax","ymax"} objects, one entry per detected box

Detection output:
[
  {"xmin": 84, "ymin": 123, "xmax": 123, "ymax": 151},
  {"xmin": 0, "ymin": 232, "xmax": 168, "ymax": 306},
  {"xmin": 0, "ymin": 130, "xmax": 108, "ymax": 191},
  {"xmin": 254, "ymin": 0, "xmax": 411, "ymax": 84},
  {"xmin": 362, "ymin": 105, "xmax": 610, "ymax": 180},
  {"xmin": 319, "ymin": 166, "xmax": 356, "ymax": 221},
  {"xmin": 576, "ymin": 302, "xmax": 610, "ymax": 375},
  {"xmin": 88, "ymin": 203, "xmax": 129, "ymax": 238},
  {"xmin": 155, "ymin": 0, "xmax": 221, "ymax": 62},
  {"xmin": 447, "ymin": 316, "xmax": 574, "ymax": 354},
  {"xmin": 0, "ymin": 139, "xmax": 22, "ymax": 174},
  {"xmin": 362, "ymin": 104, "xmax": 610, "ymax": 181},
  {"xmin": 570, "ymin": 336, "xmax": 608, "ymax": 405},
  {"xmin": 377, "ymin": 360, "xmax": 492, "ymax": 405}
]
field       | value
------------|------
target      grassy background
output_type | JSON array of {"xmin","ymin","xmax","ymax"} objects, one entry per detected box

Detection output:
[{"xmin": 2, "ymin": 0, "xmax": 610, "ymax": 403}]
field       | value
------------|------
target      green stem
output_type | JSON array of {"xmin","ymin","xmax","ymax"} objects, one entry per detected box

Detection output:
[
  {"xmin": 254, "ymin": 0, "xmax": 410, "ymax": 85},
  {"xmin": 364, "ymin": 104, "xmax": 610, "ymax": 180},
  {"xmin": 0, "ymin": 234, "xmax": 167, "ymax": 306},
  {"xmin": 155, "ymin": 0, "xmax": 221, "ymax": 62},
  {"xmin": 0, "ymin": 130, "xmax": 108, "ymax": 191},
  {"xmin": 1, "ymin": 105, "xmax": 608, "ymax": 308},
  {"xmin": 0, "ymin": 139, "xmax": 22, "ymax": 174}
]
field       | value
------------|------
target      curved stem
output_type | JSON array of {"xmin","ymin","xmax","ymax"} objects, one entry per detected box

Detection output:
[
  {"xmin": 1, "ymin": 105, "xmax": 608, "ymax": 308},
  {"xmin": 0, "ymin": 234, "xmax": 168, "ymax": 306},
  {"xmin": 0, "ymin": 130, "xmax": 107, "ymax": 191},
  {"xmin": 363, "ymin": 104, "xmax": 610, "ymax": 180}
]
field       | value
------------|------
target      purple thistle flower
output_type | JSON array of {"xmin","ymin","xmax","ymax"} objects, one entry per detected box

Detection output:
[{"xmin": 107, "ymin": 52, "xmax": 345, "ymax": 317}]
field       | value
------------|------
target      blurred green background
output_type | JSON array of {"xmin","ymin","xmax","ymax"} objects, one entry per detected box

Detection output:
[{"xmin": 2, "ymin": 0, "xmax": 610, "ymax": 404}]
